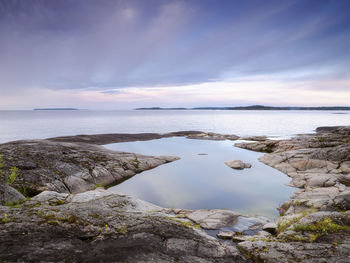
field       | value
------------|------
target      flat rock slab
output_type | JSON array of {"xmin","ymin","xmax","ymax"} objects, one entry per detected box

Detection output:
[
  {"xmin": 184, "ymin": 209, "xmax": 242, "ymax": 229},
  {"xmin": 178, "ymin": 209, "xmax": 269, "ymax": 235}
]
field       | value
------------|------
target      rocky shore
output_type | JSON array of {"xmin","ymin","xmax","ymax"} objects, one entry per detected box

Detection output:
[
  {"xmin": 0, "ymin": 127, "xmax": 350, "ymax": 262},
  {"xmin": 235, "ymin": 126, "xmax": 350, "ymax": 262}
]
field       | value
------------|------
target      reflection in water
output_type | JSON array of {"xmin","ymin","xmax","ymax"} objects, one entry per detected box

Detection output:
[{"xmin": 107, "ymin": 138, "xmax": 295, "ymax": 219}]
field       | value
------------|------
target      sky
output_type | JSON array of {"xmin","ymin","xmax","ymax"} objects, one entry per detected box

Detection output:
[{"xmin": 0, "ymin": 0, "xmax": 350, "ymax": 109}]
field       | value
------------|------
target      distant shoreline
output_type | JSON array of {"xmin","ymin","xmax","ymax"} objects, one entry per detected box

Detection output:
[
  {"xmin": 33, "ymin": 108, "xmax": 79, "ymax": 111},
  {"xmin": 135, "ymin": 105, "xmax": 350, "ymax": 111}
]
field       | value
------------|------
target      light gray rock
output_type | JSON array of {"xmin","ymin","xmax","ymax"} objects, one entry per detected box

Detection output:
[
  {"xmin": 30, "ymin": 190, "xmax": 68, "ymax": 204},
  {"xmin": 0, "ymin": 183, "xmax": 25, "ymax": 205},
  {"xmin": 340, "ymin": 161, "xmax": 350, "ymax": 173},
  {"xmin": 225, "ymin": 160, "xmax": 252, "ymax": 170},
  {"xmin": 262, "ymin": 222, "xmax": 277, "ymax": 234},
  {"xmin": 217, "ymin": 231, "xmax": 236, "ymax": 239},
  {"xmin": 185, "ymin": 209, "xmax": 241, "ymax": 229},
  {"xmin": 232, "ymin": 235, "xmax": 251, "ymax": 242},
  {"xmin": 256, "ymin": 230, "xmax": 272, "ymax": 237},
  {"xmin": 337, "ymin": 174, "xmax": 350, "ymax": 186},
  {"xmin": 307, "ymin": 174, "xmax": 337, "ymax": 188}
]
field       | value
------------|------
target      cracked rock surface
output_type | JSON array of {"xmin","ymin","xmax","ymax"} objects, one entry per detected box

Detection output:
[
  {"xmin": 0, "ymin": 139, "xmax": 179, "ymax": 196},
  {"xmin": 0, "ymin": 189, "xmax": 249, "ymax": 263}
]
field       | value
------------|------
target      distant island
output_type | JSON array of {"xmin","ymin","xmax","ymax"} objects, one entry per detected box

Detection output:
[
  {"xmin": 33, "ymin": 108, "xmax": 79, "ymax": 111},
  {"xmin": 135, "ymin": 105, "xmax": 350, "ymax": 111}
]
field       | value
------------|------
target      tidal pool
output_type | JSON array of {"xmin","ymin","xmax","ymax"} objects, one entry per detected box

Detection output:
[{"xmin": 106, "ymin": 137, "xmax": 295, "ymax": 219}]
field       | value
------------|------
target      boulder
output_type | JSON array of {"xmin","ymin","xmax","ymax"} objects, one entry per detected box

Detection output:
[
  {"xmin": 340, "ymin": 161, "xmax": 350, "ymax": 173},
  {"xmin": 0, "ymin": 183, "xmax": 25, "ymax": 205}
]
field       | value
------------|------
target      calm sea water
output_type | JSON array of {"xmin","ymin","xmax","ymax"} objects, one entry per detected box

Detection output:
[
  {"xmin": 0, "ymin": 110, "xmax": 349, "ymax": 143},
  {"xmin": 1, "ymin": 110, "xmax": 349, "ymax": 218}
]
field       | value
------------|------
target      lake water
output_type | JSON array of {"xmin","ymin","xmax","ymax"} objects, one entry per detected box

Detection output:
[
  {"xmin": 1, "ymin": 110, "xmax": 349, "ymax": 218},
  {"xmin": 0, "ymin": 110, "xmax": 349, "ymax": 143},
  {"xmin": 106, "ymin": 137, "xmax": 295, "ymax": 218}
]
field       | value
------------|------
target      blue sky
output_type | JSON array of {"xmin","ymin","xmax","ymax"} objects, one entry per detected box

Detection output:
[{"xmin": 0, "ymin": 0, "xmax": 350, "ymax": 109}]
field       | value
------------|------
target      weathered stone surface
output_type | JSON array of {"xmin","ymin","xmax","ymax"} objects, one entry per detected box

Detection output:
[
  {"xmin": 240, "ymin": 136, "xmax": 268, "ymax": 142},
  {"xmin": 235, "ymin": 140, "xmax": 279, "ymax": 153},
  {"xmin": 0, "ymin": 139, "xmax": 179, "ymax": 195},
  {"xmin": 233, "ymin": 126, "xmax": 350, "ymax": 262},
  {"xmin": 238, "ymin": 239, "xmax": 350, "ymax": 263},
  {"xmin": 183, "ymin": 209, "xmax": 242, "ymax": 229},
  {"xmin": 217, "ymin": 231, "xmax": 236, "ymax": 239},
  {"xmin": 49, "ymin": 131, "xmax": 240, "ymax": 144},
  {"xmin": 187, "ymin": 133, "xmax": 240, "ymax": 141},
  {"xmin": 340, "ymin": 161, "xmax": 350, "ymax": 173},
  {"xmin": 232, "ymin": 235, "xmax": 251, "ymax": 242},
  {"xmin": 1, "ymin": 127, "xmax": 350, "ymax": 262},
  {"xmin": 0, "ymin": 189, "xmax": 247, "ymax": 262},
  {"xmin": 225, "ymin": 160, "xmax": 252, "ymax": 170}
]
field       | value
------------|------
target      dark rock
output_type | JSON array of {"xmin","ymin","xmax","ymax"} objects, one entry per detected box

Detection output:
[
  {"xmin": 0, "ymin": 139, "xmax": 179, "ymax": 195},
  {"xmin": 0, "ymin": 189, "xmax": 247, "ymax": 262},
  {"xmin": 316, "ymin": 126, "xmax": 345, "ymax": 133}
]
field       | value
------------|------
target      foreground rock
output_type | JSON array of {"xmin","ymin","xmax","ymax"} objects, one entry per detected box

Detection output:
[
  {"xmin": 225, "ymin": 160, "xmax": 252, "ymax": 170},
  {"xmin": 0, "ymin": 189, "xmax": 248, "ymax": 262},
  {"xmin": 2, "ymin": 127, "xmax": 350, "ymax": 262},
  {"xmin": 234, "ymin": 126, "xmax": 350, "ymax": 262},
  {"xmin": 0, "ymin": 139, "xmax": 179, "ymax": 196}
]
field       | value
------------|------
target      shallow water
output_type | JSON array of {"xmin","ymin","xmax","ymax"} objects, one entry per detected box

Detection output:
[{"xmin": 107, "ymin": 137, "xmax": 295, "ymax": 219}]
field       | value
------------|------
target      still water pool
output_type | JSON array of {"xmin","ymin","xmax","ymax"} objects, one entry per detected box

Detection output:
[{"xmin": 107, "ymin": 137, "xmax": 295, "ymax": 219}]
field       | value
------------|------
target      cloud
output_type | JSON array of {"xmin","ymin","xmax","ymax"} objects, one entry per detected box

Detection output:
[{"xmin": 0, "ymin": 0, "xmax": 350, "ymax": 108}]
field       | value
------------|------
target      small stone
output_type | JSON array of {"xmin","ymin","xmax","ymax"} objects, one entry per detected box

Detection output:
[
  {"xmin": 232, "ymin": 235, "xmax": 250, "ymax": 242},
  {"xmin": 225, "ymin": 160, "xmax": 252, "ymax": 170},
  {"xmin": 217, "ymin": 231, "xmax": 236, "ymax": 239}
]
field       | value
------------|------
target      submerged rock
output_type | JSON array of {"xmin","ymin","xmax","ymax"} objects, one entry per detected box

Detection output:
[{"xmin": 225, "ymin": 160, "xmax": 252, "ymax": 170}]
